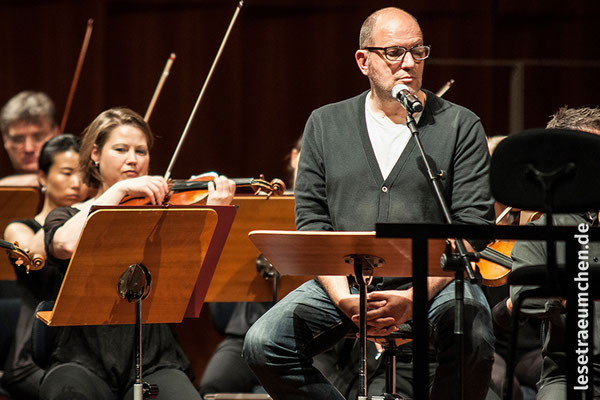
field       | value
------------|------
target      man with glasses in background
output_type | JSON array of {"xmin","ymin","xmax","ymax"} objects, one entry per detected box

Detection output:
[
  {"xmin": 1, "ymin": 91, "xmax": 58, "ymax": 186},
  {"xmin": 243, "ymin": 7, "xmax": 495, "ymax": 400}
]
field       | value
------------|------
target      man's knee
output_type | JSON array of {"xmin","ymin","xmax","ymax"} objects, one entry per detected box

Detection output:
[
  {"xmin": 242, "ymin": 321, "xmax": 268, "ymax": 368},
  {"xmin": 464, "ymin": 299, "xmax": 495, "ymax": 366},
  {"xmin": 433, "ymin": 298, "xmax": 494, "ymax": 360}
]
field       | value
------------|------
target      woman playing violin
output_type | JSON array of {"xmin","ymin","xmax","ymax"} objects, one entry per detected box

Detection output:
[
  {"xmin": 2, "ymin": 134, "xmax": 89, "ymax": 400},
  {"xmin": 39, "ymin": 107, "xmax": 235, "ymax": 400}
]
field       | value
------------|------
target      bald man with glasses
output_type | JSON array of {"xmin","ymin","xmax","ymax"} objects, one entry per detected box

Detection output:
[{"xmin": 243, "ymin": 7, "xmax": 495, "ymax": 400}]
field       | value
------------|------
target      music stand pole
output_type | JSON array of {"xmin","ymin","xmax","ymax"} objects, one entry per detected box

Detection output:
[
  {"xmin": 357, "ymin": 259, "xmax": 368, "ymax": 400},
  {"xmin": 345, "ymin": 254, "xmax": 383, "ymax": 399},
  {"xmin": 134, "ymin": 299, "xmax": 144, "ymax": 400},
  {"xmin": 129, "ymin": 291, "xmax": 158, "ymax": 400},
  {"xmin": 406, "ymin": 111, "xmax": 476, "ymax": 400}
]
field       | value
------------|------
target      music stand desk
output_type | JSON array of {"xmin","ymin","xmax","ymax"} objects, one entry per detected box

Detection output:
[
  {"xmin": 37, "ymin": 205, "xmax": 235, "ymax": 327},
  {"xmin": 0, "ymin": 187, "xmax": 41, "ymax": 280},
  {"xmin": 202, "ymin": 196, "xmax": 309, "ymax": 304},
  {"xmin": 249, "ymin": 230, "xmax": 449, "ymax": 400}
]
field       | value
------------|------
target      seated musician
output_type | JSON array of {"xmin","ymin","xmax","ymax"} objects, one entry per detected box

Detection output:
[
  {"xmin": 0, "ymin": 91, "xmax": 58, "ymax": 187},
  {"xmin": 39, "ymin": 107, "xmax": 235, "ymax": 400},
  {"xmin": 484, "ymin": 134, "xmax": 542, "ymax": 400},
  {"xmin": 197, "ymin": 137, "xmax": 323, "ymax": 396},
  {"xmin": 2, "ymin": 134, "xmax": 89, "ymax": 400},
  {"xmin": 509, "ymin": 106, "xmax": 600, "ymax": 399},
  {"xmin": 243, "ymin": 7, "xmax": 495, "ymax": 400}
]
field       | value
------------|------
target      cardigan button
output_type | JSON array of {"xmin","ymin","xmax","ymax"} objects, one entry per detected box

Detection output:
[{"xmin": 381, "ymin": 186, "xmax": 388, "ymax": 193}]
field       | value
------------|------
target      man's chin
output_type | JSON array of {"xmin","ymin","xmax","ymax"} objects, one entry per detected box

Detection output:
[{"xmin": 21, "ymin": 167, "xmax": 38, "ymax": 174}]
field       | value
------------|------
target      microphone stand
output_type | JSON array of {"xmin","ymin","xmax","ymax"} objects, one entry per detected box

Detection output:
[{"xmin": 404, "ymin": 106, "xmax": 477, "ymax": 400}]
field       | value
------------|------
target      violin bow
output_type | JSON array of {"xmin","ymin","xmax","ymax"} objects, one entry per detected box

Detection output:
[
  {"xmin": 144, "ymin": 53, "xmax": 176, "ymax": 122},
  {"xmin": 59, "ymin": 19, "xmax": 94, "ymax": 133},
  {"xmin": 163, "ymin": 0, "xmax": 244, "ymax": 181},
  {"xmin": 495, "ymin": 206, "xmax": 513, "ymax": 225},
  {"xmin": 435, "ymin": 79, "xmax": 455, "ymax": 97}
]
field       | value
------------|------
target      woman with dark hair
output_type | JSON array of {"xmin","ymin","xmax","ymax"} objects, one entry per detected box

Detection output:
[
  {"xmin": 2, "ymin": 133, "xmax": 89, "ymax": 400},
  {"xmin": 39, "ymin": 107, "xmax": 235, "ymax": 400}
]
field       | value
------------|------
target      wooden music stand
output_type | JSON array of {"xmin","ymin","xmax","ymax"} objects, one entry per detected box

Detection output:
[
  {"xmin": 37, "ymin": 205, "xmax": 235, "ymax": 326},
  {"xmin": 200, "ymin": 196, "xmax": 309, "ymax": 304},
  {"xmin": 0, "ymin": 187, "xmax": 41, "ymax": 280},
  {"xmin": 36, "ymin": 205, "xmax": 235, "ymax": 400},
  {"xmin": 249, "ymin": 230, "xmax": 450, "ymax": 400}
]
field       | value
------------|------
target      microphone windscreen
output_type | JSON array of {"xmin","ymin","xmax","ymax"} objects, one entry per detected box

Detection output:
[{"xmin": 391, "ymin": 83, "xmax": 411, "ymax": 99}]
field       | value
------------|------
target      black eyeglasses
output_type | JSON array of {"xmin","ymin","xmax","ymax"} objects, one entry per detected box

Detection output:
[{"xmin": 364, "ymin": 45, "xmax": 431, "ymax": 62}]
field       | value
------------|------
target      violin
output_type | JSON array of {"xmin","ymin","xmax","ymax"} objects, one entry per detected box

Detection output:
[
  {"xmin": 476, "ymin": 206, "xmax": 542, "ymax": 286},
  {"xmin": 477, "ymin": 241, "xmax": 514, "ymax": 287},
  {"xmin": 0, "ymin": 239, "xmax": 45, "ymax": 272},
  {"xmin": 120, "ymin": 175, "xmax": 285, "ymax": 206}
]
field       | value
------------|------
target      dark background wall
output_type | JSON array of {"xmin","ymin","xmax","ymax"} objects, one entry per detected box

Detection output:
[{"xmin": 1, "ymin": 0, "xmax": 599, "ymax": 182}]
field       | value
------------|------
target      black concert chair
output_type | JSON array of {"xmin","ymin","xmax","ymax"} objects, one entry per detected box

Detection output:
[
  {"xmin": 490, "ymin": 128, "xmax": 600, "ymax": 400},
  {"xmin": 369, "ymin": 325, "xmax": 415, "ymax": 399},
  {"xmin": 339, "ymin": 323, "xmax": 415, "ymax": 400}
]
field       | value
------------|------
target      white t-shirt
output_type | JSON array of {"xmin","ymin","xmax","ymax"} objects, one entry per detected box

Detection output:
[{"xmin": 365, "ymin": 93, "xmax": 421, "ymax": 180}]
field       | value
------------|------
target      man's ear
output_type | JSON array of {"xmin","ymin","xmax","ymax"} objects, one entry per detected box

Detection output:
[
  {"xmin": 50, "ymin": 125, "xmax": 59, "ymax": 139},
  {"xmin": 355, "ymin": 50, "xmax": 369, "ymax": 76},
  {"xmin": 2, "ymin": 131, "xmax": 10, "ymax": 151},
  {"xmin": 290, "ymin": 148, "xmax": 299, "ymax": 169}
]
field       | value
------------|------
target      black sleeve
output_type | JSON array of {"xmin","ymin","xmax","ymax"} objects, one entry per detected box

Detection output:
[
  {"xmin": 43, "ymin": 206, "xmax": 79, "ymax": 269},
  {"xmin": 294, "ymin": 112, "xmax": 334, "ymax": 232},
  {"xmin": 449, "ymin": 118, "xmax": 495, "ymax": 227}
]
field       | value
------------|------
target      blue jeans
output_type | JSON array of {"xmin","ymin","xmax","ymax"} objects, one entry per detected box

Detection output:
[{"xmin": 243, "ymin": 279, "xmax": 495, "ymax": 400}]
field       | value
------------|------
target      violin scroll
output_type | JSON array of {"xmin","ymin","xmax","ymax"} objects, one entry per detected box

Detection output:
[
  {"xmin": 263, "ymin": 176, "xmax": 285, "ymax": 197},
  {"xmin": 1, "ymin": 239, "xmax": 45, "ymax": 273},
  {"xmin": 30, "ymin": 253, "xmax": 45, "ymax": 271}
]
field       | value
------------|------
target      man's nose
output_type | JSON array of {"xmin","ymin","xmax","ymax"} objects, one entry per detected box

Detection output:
[
  {"xmin": 399, "ymin": 51, "xmax": 416, "ymax": 68},
  {"xmin": 23, "ymin": 136, "xmax": 36, "ymax": 152}
]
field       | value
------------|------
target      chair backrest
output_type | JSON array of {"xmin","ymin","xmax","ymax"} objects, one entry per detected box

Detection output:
[{"xmin": 490, "ymin": 128, "xmax": 600, "ymax": 213}]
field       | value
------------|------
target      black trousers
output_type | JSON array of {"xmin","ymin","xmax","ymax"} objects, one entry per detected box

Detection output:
[{"xmin": 40, "ymin": 363, "xmax": 201, "ymax": 400}]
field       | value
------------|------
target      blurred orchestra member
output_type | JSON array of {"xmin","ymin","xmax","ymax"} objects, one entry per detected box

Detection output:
[
  {"xmin": 510, "ymin": 106, "xmax": 600, "ymax": 399},
  {"xmin": 1, "ymin": 91, "xmax": 58, "ymax": 187},
  {"xmin": 2, "ymin": 134, "xmax": 88, "ymax": 400}
]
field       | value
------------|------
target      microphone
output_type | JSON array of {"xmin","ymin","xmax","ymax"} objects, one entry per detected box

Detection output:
[{"xmin": 391, "ymin": 84, "xmax": 423, "ymax": 113}]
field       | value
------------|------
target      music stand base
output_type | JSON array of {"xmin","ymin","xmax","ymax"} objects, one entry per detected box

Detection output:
[{"xmin": 134, "ymin": 384, "xmax": 142, "ymax": 399}]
